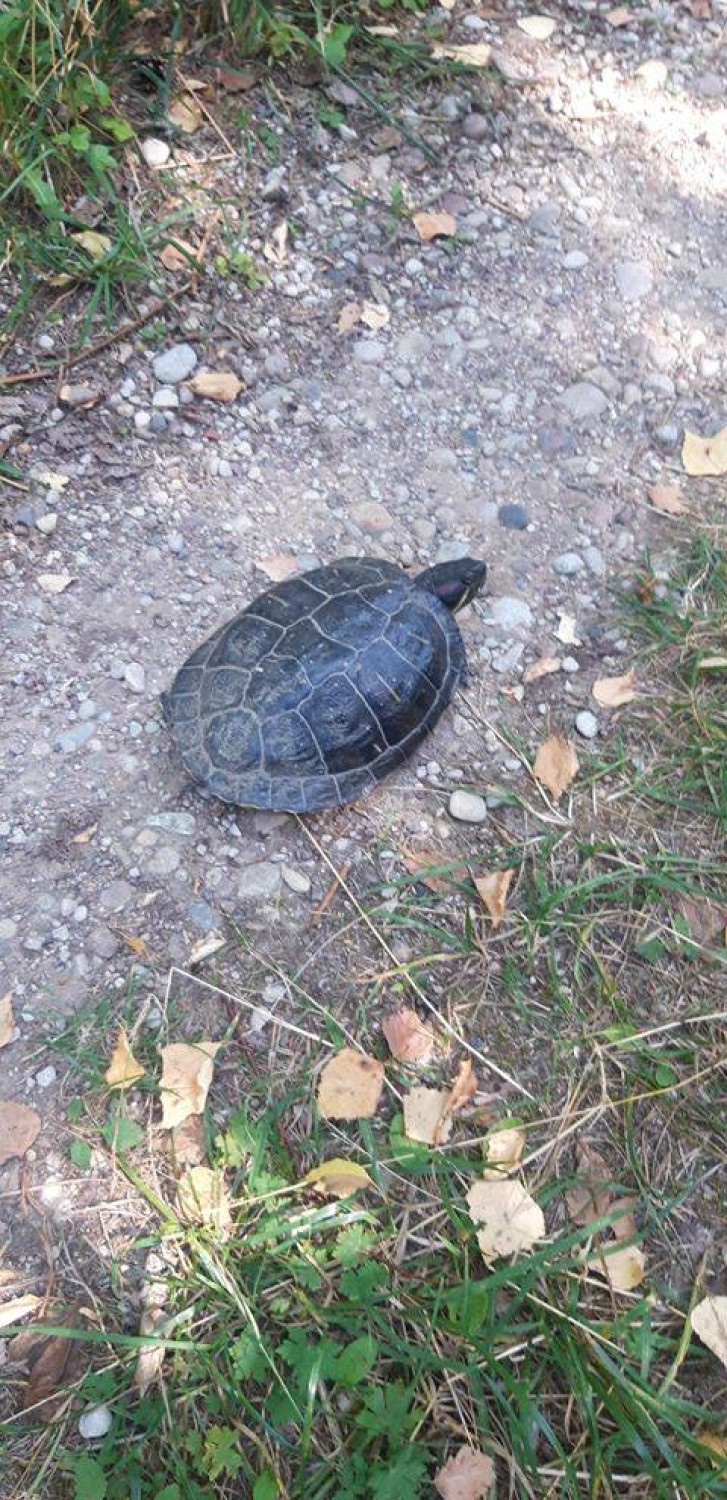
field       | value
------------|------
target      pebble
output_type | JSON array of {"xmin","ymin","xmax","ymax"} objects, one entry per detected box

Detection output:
[
  {"xmin": 487, "ymin": 596, "xmax": 533, "ymax": 633},
  {"xmin": 352, "ymin": 339, "xmax": 386, "ymax": 365},
  {"xmin": 237, "ymin": 862, "xmax": 282, "ymax": 901},
  {"xmin": 351, "ymin": 500, "xmax": 394, "ymax": 533},
  {"xmin": 123, "ymin": 662, "xmax": 146, "ymax": 694},
  {"xmin": 134, "ymin": 410, "xmax": 151, "ymax": 432},
  {"xmin": 0, "ymin": 918, "xmax": 17, "ymax": 941},
  {"xmin": 87, "ymin": 925, "xmax": 120, "ymax": 959},
  {"xmin": 147, "ymin": 847, "xmax": 181, "ymax": 876},
  {"xmin": 536, "ymin": 426, "xmax": 578, "ymax": 458},
  {"xmin": 575, "ymin": 710, "xmax": 599, "ymax": 739},
  {"xmin": 529, "ymin": 201, "xmax": 561, "ymax": 235},
  {"xmin": 152, "ymin": 344, "xmax": 198, "ymax": 384},
  {"xmin": 553, "ymin": 552, "xmax": 584, "ymax": 577},
  {"xmin": 78, "ymin": 1406, "xmax": 113, "ymax": 1440},
  {"xmin": 583, "ymin": 545, "xmax": 605, "ymax": 578},
  {"xmin": 146, "ymin": 811, "xmax": 196, "ymax": 837},
  {"xmin": 141, "ymin": 138, "xmax": 171, "ymax": 168},
  {"xmin": 54, "ymin": 723, "xmax": 95, "ymax": 754},
  {"xmin": 563, "ymin": 250, "xmax": 589, "ymax": 271},
  {"xmin": 556, "ymin": 383, "xmax": 609, "ymax": 423},
  {"xmin": 449, "ymin": 790, "xmax": 487, "ymax": 824},
  {"xmin": 282, "ymin": 866, "xmax": 312, "ymax": 895},
  {"xmin": 497, "ymin": 503, "xmax": 529, "ymax": 531},
  {"xmin": 35, "ymin": 1066, "xmax": 57, "ymax": 1089},
  {"xmin": 615, "ymin": 261, "xmax": 653, "ymax": 303},
  {"xmin": 152, "ymin": 387, "xmax": 180, "ymax": 409},
  {"xmin": 462, "ymin": 113, "xmax": 489, "ymax": 142},
  {"xmin": 36, "ymin": 513, "xmax": 58, "ymax": 535}
]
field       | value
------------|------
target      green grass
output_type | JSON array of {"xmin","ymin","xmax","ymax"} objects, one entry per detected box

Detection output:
[{"xmin": 2, "ymin": 543, "xmax": 725, "ymax": 1499}]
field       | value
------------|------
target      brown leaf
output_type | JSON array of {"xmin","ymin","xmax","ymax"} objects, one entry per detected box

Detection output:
[
  {"xmin": 38, "ymin": 572, "xmax": 75, "ymax": 595},
  {"xmin": 105, "ymin": 1029, "xmax": 145, "ymax": 1090},
  {"xmin": 123, "ymin": 933, "xmax": 148, "ymax": 958},
  {"xmin": 682, "ymin": 425, "xmax": 727, "ymax": 477},
  {"xmin": 263, "ymin": 221, "xmax": 288, "ymax": 266},
  {"xmin": 170, "ymin": 1114, "xmax": 207, "ymax": 1169},
  {"xmin": 440, "ymin": 1059, "xmax": 478, "ymax": 1127},
  {"xmin": 431, "ymin": 41, "xmax": 492, "ymax": 67},
  {"xmin": 317, "ymin": 1048, "xmax": 385, "ymax": 1121},
  {"xmin": 168, "ymin": 94, "xmax": 203, "ymax": 133},
  {"xmin": 566, "ymin": 1143, "xmax": 612, "ymax": 1227},
  {"xmin": 403, "ymin": 1085, "xmax": 453, "ymax": 1145},
  {"xmin": 134, "ymin": 1307, "xmax": 166, "ymax": 1395},
  {"xmin": 590, "ymin": 1241, "xmax": 645, "ymax": 1292},
  {"xmin": 0, "ymin": 1294, "xmax": 42, "ymax": 1330},
  {"xmin": 215, "ymin": 64, "xmax": 259, "ymax": 92},
  {"xmin": 337, "ymin": 301, "xmax": 362, "ymax": 333},
  {"xmin": 482, "ymin": 1126, "xmax": 526, "ymax": 1179},
  {"xmin": 159, "ymin": 238, "xmax": 198, "ymax": 273},
  {"xmin": 673, "ymin": 893, "xmax": 727, "ymax": 948},
  {"xmin": 532, "ymin": 734, "xmax": 579, "ymax": 798},
  {"xmin": 382, "ymin": 1007, "xmax": 436, "ymax": 1065},
  {"xmin": 610, "ymin": 1195, "xmax": 639, "ymax": 1243},
  {"xmin": 592, "ymin": 671, "xmax": 638, "ymax": 708},
  {"xmin": 302, "ymin": 1158, "xmax": 374, "ymax": 1199},
  {"xmin": 695, "ymin": 1427, "xmax": 727, "ymax": 1461},
  {"xmin": 188, "ymin": 371, "xmax": 243, "ymax": 403},
  {"xmin": 71, "ymin": 821, "xmax": 97, "ymax": 844},
  {"xmin": 0, "ymin": 1101, "xmax": 41, "ymax": 1166},
  {"xmin": 691, "ymin": 1296, "xmax": 727, "ymax": 1369},
  {"xmin": 523, "ymin": 655, "xmax": 561, "ymax": 683},
  {"xmin": 177, "ymin": 1166, "xmax": 232, "ymax": 1231},
  {"xmin": 158, "ymin": 1041, "xmax": 221, "ymax": 1130},
  {"xmin": 434, "ymin": 1446, "xmax": 496, "ymax": 1499},
  {"xmin": 0, "ymin": 993, "xmax": 14, "ymax": 1049},
  {"xmin": 474, "ymin": 869, "xmax": 514, "ymax": 929},
  {"xmin": 22, "ymin": 1309, "xmax": 84, "ymax": 1421},
  {"xmin": 71, "ymin": 229, "xmax": 112, "ymax": 261},
  {"xmin": 467, "ymin": 1179, "xmax": 546, "ymax": 1262},
  {"xmin": 647, "ymin": 483, "xmax": 688, "ymax": 516},
  {"xmin": 402, "ymin": 847, "xmax": 468, "ymax": 894},
  {"xmin": 412, "ymin": 210, "xmax": 457, "ymax": 243},
  {"xmin": 188, "ymin": 933, "xmax": 226, "ymax": 966},
  {"xmin": 257, "ymin": 551, "xmax": 299, "ymax": 582}
]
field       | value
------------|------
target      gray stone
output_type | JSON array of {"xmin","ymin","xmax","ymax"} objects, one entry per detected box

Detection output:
[
  {"xmin": 35, "ymin": 1065, "xmax": 57, "ymax": 1089},
  {"xmin": 87, "ymin": 925, "xmax": 120, "ymax": 959},
  {"xmin": 462, "ymin": 112, "xmax": 489, "ymax": 142},
  {"xmin": 237, "ymin": 862, "xmax": 282, "ymax": 901},
  {"xmin": 78, "ymin": 1406, "xmax": 113, "ymax": 1441},
  {"xmin": 563, "ymin": 250, "xmax": 589, "ymax": 270},
  {"xmin": 575, "ymin": 710, "xmax": 599, "ymax": 739},
  {"xmin": 147, "ymin": 847, "xmax": 181, "ymax": 875},
  {"xmin": 353, "ymin": 339, "xmax": 386, "ymax": 365},
  {"xmin": 152, "ymin": 343, "xmax": 198, "ymax": 384},
  {"xmin": 54, "ymin": 723, "xmax": 95, "ymax": 754},
  {"xmin": 134, "ymin": 410, "xmax": 151, "ymax": 432},
  {"xmin": 152, "ymin": 387, "xmax": 179, "ymax": 409},
  {"xmin": 487, "ymin": 596, "xmax": 533, "ymax": 633},
  {"xmin": 615, "ymin": 260, "xmax": 653, "ymax": 303},
  {"xmin": 123, "ymin": 662, "xmax": 146, "ymax": 694},
  {"xmin": 492, "ymin": 641, "xmax": 525, "ymax": 674},
  {"xmin": 556, "ymin": 383, "xmax": 609, "ymax": 423},
  {"xmin": 553, "ymin": 552, "xmax": 584, "ymax": 577},
  {"xmin": 186, "ymin": 899, "xmax": 220, "ymax": 932},
  {"xmin": 147, "ymin": 811, "xmax": 196, "ymax": 837},
  {"xmin": 497, "ymin": 503, "xmax": 529, "ymax": 530},
  {"xmin": 449, "ymin": 789, "xmax": 487, "ymax": 824},
  {"xmin": 529, "ymin": 201, "xmax": 561, "ymax": 235},
  {"xmin": 583, "ymin": 545, "xmax": 605, "ymax": 577},
  {"xmin": 149, "ymin": 412, "xmax": 167, "ymax": 434},
  {"xmin": 536, "ymin": 426, "xmax": 578, "ymax": 458},
  {"xmin": 98, "ymin": 880, "xmax": 134, "ymax": 915},
  {"xmin": 435, "ymin": 539, "xmax": 471, "ymax": 565},
  {"xmin": 36, "ymin": 512, "xmax": 58, "ymax": 535},
  {"xmin": 282, "ymin": 866, "xmax": 312, "ymax": 894},
  {"xmin": 0, "ymin": 918, "xmax": 17, "ymax": 941}
]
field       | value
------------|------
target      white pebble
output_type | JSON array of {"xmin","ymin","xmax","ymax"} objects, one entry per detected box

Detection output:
[
  {"xmin": 282, "ymin": 867, "xmax": 311, "ymax": 895},
  {"xmin": 141, "ymin": 138, "xmax": 171, "ymax": 168},
  {"xmin": 575, "ymin": 710, "xmax": 599, "ymax": 739},
  {"xmin": 449, "ymin": 790, "xmax": 487, "ymax": 824},
  {"xmin": 35, "ymin": 1066, "xmax": 57, "ymax": 1089},
  {"xmin": 78, "ymin": 1405, "xmax": 113, "ymax": 1440}
]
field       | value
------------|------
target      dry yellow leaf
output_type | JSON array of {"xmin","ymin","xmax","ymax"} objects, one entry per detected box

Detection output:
[
  {"xmin": 317, "ymin": 1048, "xmax": 385, "ymax": 1121},
  {"xmin": 302, "ymin": 1158, "xmax": 374, "ymax": 1199},
  {"xmin": 159, "ymin": 238, "xmax": 197, "ymax": 273},
  {"xmin": 673, "ymin": 893, "xmax": 727, "ymax": 948},
  {"xmin": 171, "ymin": 1114, "xmax": 207, "ymax": 1168},
  {"xmin": 474, "ymin": 869, "xmax": 514, "ymax": 929},
  {"xmin": 482, "ymin": 1126, "xmax": 526, "ymax": 1179},
  {"xmin": 188, "ymin": 370, "xmax": 243, "ymax": 403},
  {"xmin": 158, "ymin": 1041, "xmax": 221, "ymax": 1130},
  {"xmin": 467, "ymin": 1179, "xmax": 546, "ymax": 1262},
  {"xmin": 381, "ymin": 1006, "xmax": 436, "ymax": 1065},
  {"xmin": 71, "ymin": 229, "xmax": 113, "ymax": 261},
  {"xmin": 523, "ymin": 655, "xmax": 561, "ymax": 683},
  {"xmin": 337, "ymin": 302, "xmax": 361, "ymax": 333},
  {"xmin": 403, "ymin": 1086, "xmax": 453, "ymax": 1145},
  {"xmin": 412, "ymin": 210, "xmax": 457, "ymax": 243},
  {"xmin": 691, "ymin": 1296, "xmax": 727, "ymax": 1369},
  {"xmin": 38, "ymin": 573, "xmax": 75, "ymax": 595},
  {"xmin": 177, "ymin": 1166, "xmax": 232, "ymax": 1231},
  {"xmin": 434, "ymin": 1445, "xmax": 496, "ymax": 1499},
  {"xmin": 123, "ymin": 934, "xmax": 148, "ymax": 958},
  {"xmin": 695, "ymin": 1428, "xmax": 727, "ymax": 1462},
  {"xmin": 0, "ymin": 993, "xmax": 14, "ymax": 1050},
  {"xmin": 592, "ymin": 672, "xmax": 638, "ymax": 708},
  {"xmin": 431, "ymin": 41, "xmax": 492, "ymax": 67},
  {"xmin": 168, "ymin": 94, "xmax": 202, "ymax": 133},
  {"xmin": 533, "ymin": 733, "xmax": 579, "ymax": 798},
  {"xmin": 0, "ymin": 1101, "xmax": 41, "ymax": 1167},
  {"xmin": 566, "ymin": 1142, "xmax": 612, "ymax": 1227},
  {"xmin": 609, "ymin": 1195, "xmax": 639, "ymax": 1243},
  {"xmin": 698, "ymin": 655, "xmax": 727, "ymax": 671},
  {"xmin": 402, "ymin": 847, "xmax": 468, "ymax": 894},
  {"xmin": 0, "ymin": 1295, "xmax": 42, "ymax": 1330},
  {"xmin": 71, "ymin": 822, "xmax": 97, "ymax": 844},
  {"xmin": 134, "ymin": 1307, "xmax": 166, "ymax": 1395},
  {"xmin": 263, "ymin": 221, "xmax": 288, "ymax": 266},
  {"xmin": 105, "ymin": 1029, "xmax": 145, "ymax": 1090},
  {"xmin": 591, "ymin": 1241, "xmax": 645, "ymax": 1292},
  {"xmin": 188, "ymin": 933, "xmax": 226, "ymax": 966},
  {"xmin": 682, "ymin": 425, "xmax": 727, "ymax": 477},
  {"xmin": 647, "ymin": 483, "xmax": 688, "ymax": 516}
]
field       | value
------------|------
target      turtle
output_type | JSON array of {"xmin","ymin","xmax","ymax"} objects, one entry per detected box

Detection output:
[{"xmin": 162, "ymin": 554, "xmax": 487, "ymax": 813}]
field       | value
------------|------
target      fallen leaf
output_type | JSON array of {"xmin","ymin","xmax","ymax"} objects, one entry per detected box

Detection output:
[
  {"xmin": 533, "ymin": 734, "xmax": 579, "ymax": 799},
  {"xmin": 338, "ymin": 302, "xmax": 362, "ymax": 333},
  {"xmin": 412, "ymin": 210, "xmax": 457, "ymax": 243},
  {"xmin": 159, "ymin": 238, "xmax": 198, "ymax": 273},
  {"xmin": 673, "ymin": 893, "xmax": 727, "ymax": 948},
  {"xmin": 434, "ymin": 1445, "xmax": 496, "ymax": 1499},
  {"xmin": 382, "ymin": 1007, "xmax": 436, "ymax": 1065},
  {"xmin": 695, "ymin": 1428, "xmax": 727, "ymax": 1461},
  {"xmin": 134, "ymin": 1307, "xmax": 166, "ymax": 1395},
  {"xmin": 71, "ymin": 822, "xmax": 97, "ymax": 844},
  {"xmin": 188, "ymin": 933, "xmax": 226, "ymax": 966},
  {"xmin": 0, "ymin": 1294, "xmax": 42, "ymax": 1330},
  {"xmin": 317, "ymin": 1048, "xmax": 385, "ymax": 1121},
  {"xmin": 517, "ymin": 14, "xmax": 557, "ymax": 39},
  {"xmin": 698, "ymin": 655, "xmax": 727, "ymax": 671},
  {"xmin": 441, "ymin": 1059, "xmax": 478, "ymax": 1123},
  {"xmin": 556, "ymin": 612, "xmax": 580, "ymax": 646},
  {"xmin": 0, "ymin": 1101, "xmax": 41, "ymax": 1166},
  {"xmin": 474, "ymin": 869, "xmax": 514, "ymax": 929},
  {"xmin": 523, "ymin": 655, "xmax": 561, "ymax": 683},
  {"xmin": 590, "ymin": 1241, "xmax": 645, "ymax": 1292},
  {"xmin": 105, "ymin": 1029, "xmax": 145, "ymax": 1090},
  {"xmin": 158, "ymin": 1041, "xmax": 221, "ymax": 1130},
  {"xmin": 38, "ymin": 572, "xmax": 75, "ymax": 595},
  {"xmin": 36, "ymin": 469, "xmax": 70, "ymax": 492},
  {"xmin": 482, "ymin": 1126, "xmax": 526, "ymax": 1179},
  {"xmin": 682, "ymin": 426, "xmax": 727, "ymax": 477},
  {"xmin": 691, "ymin": 1296, "xmax": 727, "ymax": 1369},
  {"xmin": 402, "ymin": 847, "xmax": 468, "ymax": 894},
  {"xmin": 263, "ymin": 221, "xmax": 288, "ymax": 266},
  {"xmin": 431, "ymin": 42, "xmax": 492, "ymax": 67},
  {"xmin": 58, "ymin": 383, "xmax": 101, "ymax": 409},
  {"xmin": 188, "ymin": 371, "xmax": 243, "ymax": 403},
  {"xmin": 170, "ymin": 1114, "xmax": 207, "ymax": 1168},
  {"xmin": 177, "ymin": 1166, "xmax": 232, "ymax": 1231},
  {"xmin": 566, "ymin": 1142, "xmax": 612, "ymax": 1227},
  {"xmin": 302, "ymin": 1158, "xmax": 374, "ymax": 1199},
  {"xmin": 592, "ymin": 671, "xmax": 638, "ymax": 708},
  {"xmin": 0, "ymin": 993, "xmax": 14, "ymax": 1049},
  {"xmin": 403, "ymin": 1086, "xmax": 453, "ymax": 1146},
  {"xmin": 257, "ymin": 551, "xmax": 299, "ymax": 582},
  {"xmin": 606, "ymin": 6, "xmax": 637, "ymax": 24},
  {"xmin": 609, "ymin": 1195, "xmax": 639, "ymax": 1243},
  {"xmin": 168, "ymin": 94, "xmax": 203, "ymax": 133},
  {"xmin": 21, "ymin": 1309, "xmax": 84, "ymax": 1420},
  {"xmin": 215, "ymin": 64, "xmax": 259, "ymax": 92},
  {"xmin": 647, "ymin": 483, "xmax": 688, "ymax": 516},
  {"xmin": 123, "ymin": 933, "xmax": 148, "ymax": 958},
  {"xmin": 467, "ymin": 1179, "xmax": 546, "ymax": 1262},
  {"xmin": 360, "ymin": 301, "xmax": 390, "ymax": 331},
  {"xmin": 71, "ymin": 229, "xmax": 112, "ymax": 261}
]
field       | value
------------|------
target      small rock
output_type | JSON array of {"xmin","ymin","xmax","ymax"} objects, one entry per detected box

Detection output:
[
  {"xmin": 553, "ymin": 552, "xmax": 584, "ymax": 577},
  {"xmin": 147, "ymin": 811, "xmax": 196, "ymax": 836},
  {"xmin": 238, "ymin": 862, "xmax": 282, "ymax": 901},
  {"xmin": 0, "ymin": 918, "xmax": 18, "ymax": 941},
  {"xmin": 351, "ymin": 500, "xmax": 394, "ymax": 534},
  {"xmin": 283, "ymin": 866, "xmax": 311, "ymax": 895},
  {"xmin": 54, "ymin": 723, "xmax": 95, "ymax": 754},
  {"xmin": 635, "ymin": 59, "xmax": 668, "ymax": 91},
  {"xmin": 123, "ymin": 662, "xmax": 146, "ymax": 694},
  {"xmin": 575, "ymin": 710, "xmax": 599, "ymax": 739},
  {"xmin": 152, "ymin": 343, "xmax": 198, "ymax": 384},
  {"xmin": 134, "ymin": 410, "xmax": 151, "ymax": 432},
  {"xmin": 528, "ymin": 201, "xmax": 561, "ymax": 235},
  {"xmin": 141, "ymin": 138, "xmax": 171, "ymax": 168},
  {"xmin": 497, "ymin": 503, "xmax": 529, "ymax": 531},
  {"xmin": 449, "ymin": 790, "xmax": 487, "ymax": 824},
  {"xmin": 87, "ymin": 925, "xmax": 120, "ymax": 959},
  {"xmin": 583, "ymin": 545, "xmax": 605, "ymax": 578},
  {"xmin": 563, "ymin": 250, "xmax": 589, "ymax": 271},
  {"xmin": 78, "ymin": 1406, "xmax": 113, "ymax": 1440},
  {"xmin": 462, "ymin": 113, "xmax": 489, "ymax": 142},
  {"xmin": 536, "ymin": 426, "xmax": 578, "ymax": 458},
  {"xmin": 487, "ymin": 596, "xmax": 533, "ymax": 633},
  {"xmin": 152, "ymin": 387, "xmax": 179, "ymax": 409},
  {"xmin": 59, "ymin": 384, "xmax": 98, "ymax": 408},
  {"xmin": 556, "ymin": 383, "xmax": 609, "ymax": 423},
  {"xmin": 352, "ymin": 339, "xmax": 386, "ymax": 365},
  {"xmin": 615, "ymin": 260, "xmax": 653, "ymax": 303},
  {"xmin": 36, "ymin": 513, "xmax": 58, "ymax": 535},
  {"xmin": 35, "ymin": 1066, "xmax": 57, "ymax": 1089},
  {"xmin": 147, "ymin": 847, "xmax": 181, "ymax": 876}
]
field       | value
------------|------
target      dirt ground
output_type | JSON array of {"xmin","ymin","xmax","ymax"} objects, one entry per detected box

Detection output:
[{"xmin": 0, "ymin": 0, "xmax": 725, "ymax": 1225}]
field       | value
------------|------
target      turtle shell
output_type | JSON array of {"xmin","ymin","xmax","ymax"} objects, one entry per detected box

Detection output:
[{"xmin": 163, "ymin": 556, "xmax": 467, "ymax": 812}]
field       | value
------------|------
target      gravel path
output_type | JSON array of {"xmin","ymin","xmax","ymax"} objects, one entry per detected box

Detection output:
[{"xmin": 1, "ymin": 0, "xmax": 725, "ymax": 1022}]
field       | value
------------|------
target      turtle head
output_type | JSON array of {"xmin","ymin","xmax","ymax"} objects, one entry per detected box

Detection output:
[{"xmin": 415, "ymin": 557, "xmax": 487, "ymax": 613}]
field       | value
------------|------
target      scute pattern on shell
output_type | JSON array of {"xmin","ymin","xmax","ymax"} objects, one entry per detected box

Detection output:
[{"xmin": 164, "ymin": 557, "xmax": 467, "ymax": 811}]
